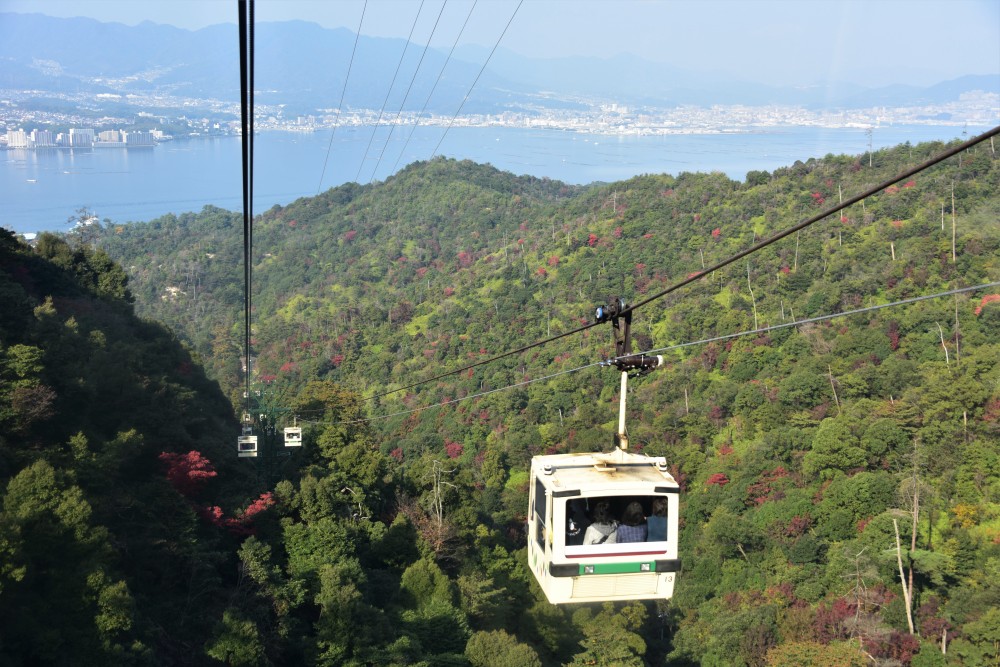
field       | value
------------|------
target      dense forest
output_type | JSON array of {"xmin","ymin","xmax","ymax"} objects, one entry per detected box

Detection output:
[{"xmin": 2, "ymin": 135, "xmax": 999, "ymax": 666}]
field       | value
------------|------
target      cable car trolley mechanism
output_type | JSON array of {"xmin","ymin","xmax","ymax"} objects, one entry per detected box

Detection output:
[{"xmin": 528, "ymin": 297, "xmax": 681, "ymax": 605}]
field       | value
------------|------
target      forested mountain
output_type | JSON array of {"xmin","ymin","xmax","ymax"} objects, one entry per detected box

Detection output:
[{"xmin": 3, "ymin": 137, "xmax": 1000, "ymax": 665}]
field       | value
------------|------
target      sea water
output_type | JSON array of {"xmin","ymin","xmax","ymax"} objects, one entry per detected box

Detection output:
[{"xmin": 1, "ymin": 124, "xmax": 984, "ymax": 234}]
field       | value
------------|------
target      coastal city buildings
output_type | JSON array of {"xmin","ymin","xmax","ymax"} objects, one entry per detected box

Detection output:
[
  {"xmin": 3, "ymin": 126, "xmax": 158, "ymax": 149},
  {"xmin": 0, "ymin": 88, "xmax": 996, "ymax": 148}
]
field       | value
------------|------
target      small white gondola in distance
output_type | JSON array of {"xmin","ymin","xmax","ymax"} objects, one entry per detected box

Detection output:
[
  {"xmin": 237, "ymin": 435, "xmax": 258, "ymax": 458},
  {"xmin": 527, "ymin": 448, "xmax": 681, "ymax": 604},
  {"xmin": 284, "ymin": 427, "xmax": 302, "ymax": 447}
]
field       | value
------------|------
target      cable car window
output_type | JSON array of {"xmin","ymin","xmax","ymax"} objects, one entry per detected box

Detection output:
[
  {"xmin": 564, "ymin": 495, "xmax": 670, "ymax": 557},
  {"xmin": 534, "ymin": 476, "xmax": 547, "ymax": 549}
]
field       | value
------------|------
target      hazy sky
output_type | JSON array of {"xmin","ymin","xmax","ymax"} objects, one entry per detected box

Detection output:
[{"xmin": 2, "ymin": 0, "xmax": 998, "ymax": 87}]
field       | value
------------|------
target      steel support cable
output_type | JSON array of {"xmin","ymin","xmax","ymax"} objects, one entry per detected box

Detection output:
[
  {"xmin": 390, "ymin": 0, "xmax": 478, "ymax": 176},
  {"xmin": 620, "ymin": 124, "xmax": 1000, "ymax": 318},
  {"xmin": 430, "ymin": 0, "xmax": 523, "ymax": 158},
  {"xmin": 366, "ymin": 0, "xmax": 449, "ymax": 184},
  {"xmin": 317, "ymin": 0, "xmax": 367, "ymax": 194},
  {"xmin": 369, "ymin": 124, "xmax": 1000, "ymax": 402},
  {"xmin": 353, "ymin": 0, "xmax": 427, "ymax": 183},
  {"xmin": 238, "ymin": 0, "xmax": 255, "ymax": 416},
  {"xmin": 337, "ymin": 281, "xmax": 1000, "ymax": 426}
]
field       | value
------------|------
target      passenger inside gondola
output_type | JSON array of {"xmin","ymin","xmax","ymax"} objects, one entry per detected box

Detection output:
[
  {"xmin": 617, "ymin": 501, "xmax": 648, "ymax": 542},
  {"xmin": 647, "ymin": 497, "xmax": 668, "ymax": 541},
  {"xmin": 565, "ymin": 496, "xmax": 670, "ymax": 549}
]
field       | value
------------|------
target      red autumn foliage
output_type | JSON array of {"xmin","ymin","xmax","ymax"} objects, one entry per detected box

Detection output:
[
  {"xmin": 536, "ymin": 267, "xmax": 547, "ymax": 277},
  {"xmin": 457, "ymin": 251, "xmax": 473, "ymax": 267},
  {"xmin": 416, "ymin": 266, "xmax": 429, "ymax": 278},
  {"xmin": 811, "ymin": 192, "xmax": 826, "ymax": 205},
  {"xmin": 974, "ymin": 293, "xmax": 1000, "ymax": 315},
  {"xmin": 445, "ymin": 440, "xmax": 464, "ymax": 459},
  {"xmin": 887, "ymin": 321, "xmax": 900, "ymax": 350},
  {"xmin": 706, "ymin": 473, "xmax": 730, "ymax": 487},
  {"xmin": 780, "ymin": 266, "xmax": 791, "ymax": 274},
  {"xmin": 643, "ymin": 233, "xmax": 654, "ymax": 239},
  {"xmin": 587, "ymin": 233, "xmax": 599, "ymax": 247},
  {"xmin": 443, "ymin": 287, "xmax": 455, "ymax": 297},
  {"xmin": 718, "ymin": 444, "xmax": 734, "ymax": 456},
  {"xmin": 160, "ymin": 451, "xmax": 217, "ymax": 497},
  {"xmin": 343, "ymin": 230, "xmax": 357, "ymax": 242},
  {"xmin": 711, "ymin": 227, "xmax": 721, "ymax": 238},
  {"xmin": 746, "ymin": 466, "xmax": 789, "ymax": 506},
  {"xmin": 279, "ymin": 361, "xmax": 296, "ymax": 373},
  {"xmin": 201, "ymin": 493, "xmax": 276, "ymax": 536},
  {"xmin": 785, "ymin": 514, "xmax": 811, "ymax": 537},
  {"xmin": 885, "ymin": 185, "xmax": 900, "ymax": 195},
  {"xmin": 547, "ymin": 255, "xmax": 560, "ymax": 266},
  {"xmin": 331, "ymin": 354, "xmax": 345, "ymax": 366},
  {"xmin": 814, "ymin": 598, "xmax": 857, "ymax": 643},
  {"xmin": 891, "ymin": 219, "xmax": 904, "ymax": 228},
  {"xmin": 902, "ymin": 179, "xmax": 916, "ymax": 188},
  {"xmin": 390, "ymin": 447, "xmax": 403, "ymax": 461},
  {"xmin": 613, "ymin": 226, "xmax": 623, "ymax": 239},
  {"xmin": 918, "ymin": 597, "xmax": 952, "ymax": 640},
  {"xmin": 840, "ymin": 215, "xmax": 849, "ymax": 224},
  {"xmin": 983, "ymin": 397, "xmax": 1000, "ymax": 424},
  {"xmin": 866, "ymin": 631, "xmax": 920, "ymax": 664}
]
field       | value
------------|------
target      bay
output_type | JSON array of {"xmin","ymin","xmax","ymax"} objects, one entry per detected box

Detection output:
[{"xmin": 1, "ymin": 123, "xmax": 983, "ymax": 235}]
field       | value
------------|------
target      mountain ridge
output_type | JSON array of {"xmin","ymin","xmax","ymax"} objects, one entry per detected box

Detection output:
[{"xmin": 2, "ymin": 12, "xmax": 996, "ymax": 115}]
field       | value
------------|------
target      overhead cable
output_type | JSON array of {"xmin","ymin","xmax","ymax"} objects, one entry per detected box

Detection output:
[
  {"xmin": 430, "ymin": 0, "xmax": 523, "ymax": 158},
  {"xmin": 354, "ymin": 0, "xmax": 428, "ymax": 183},
  {"xmin": 340, "ymin": 281, "xmax": 1000, "ymax": 426},
  {"xmin": 367, "ymin": 0, "xmax": 450, "ymax": 184},
  {"xmin": 390, "ymin": 0, "xmax": 478, "ymax": 175},
  {"xmin": 317, "ymin": 0, "xmax": 368, "ymax": 194},
  {"xmin": 238, "ymin": 0, "xmax": 255, "ymax": 418}
]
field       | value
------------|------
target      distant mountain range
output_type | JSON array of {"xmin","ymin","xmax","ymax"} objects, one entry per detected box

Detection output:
[{"xmin": 1, "ymin": 12, "xmax": 997, "ymax": 116}]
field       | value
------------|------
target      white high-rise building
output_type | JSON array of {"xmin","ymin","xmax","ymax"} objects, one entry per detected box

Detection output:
[
  {"xmin": 69, "ymin": 128, "xmax": 95, "ymax": 147},
  {"xmin": 6, "ymin": 128, "xmax": 29, "ymax": 148},
  {"xmin": 30, "ymin": 129, "xmax": 55, "ymax": 147}
]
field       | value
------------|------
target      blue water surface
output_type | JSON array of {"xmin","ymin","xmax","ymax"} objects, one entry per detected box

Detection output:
[{"xmin": 1, "ymin": 123, "xmax": 983, "ymax": 234}]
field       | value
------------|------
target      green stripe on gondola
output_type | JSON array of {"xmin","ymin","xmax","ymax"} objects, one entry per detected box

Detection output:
[{"xmin": 580, "ymin": 562, "xmax": 655, "ymax": 575}]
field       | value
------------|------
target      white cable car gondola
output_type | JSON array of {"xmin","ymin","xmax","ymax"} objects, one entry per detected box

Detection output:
[
  {"xmin": 284, "ymin": 427, "xmax": 302, "ymax": 447},
  {"xmin": 528, "ymin": 449, "xmax": 680, "ymax": 604},
  {"xmin": 527, "ymin": 297, "xmax": 681, "ymax": 604},
  {"xmin": 237, "ymin": 434, "xmax": 258, "ymax": 458}
]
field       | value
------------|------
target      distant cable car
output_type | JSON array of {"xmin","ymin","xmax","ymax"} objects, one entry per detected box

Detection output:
[
  {"xmin": 527, "ymin": 297, "xmax": 681, "ymax": 604},
  {"xmin": 237, "ymin": 435, "xmax": 258, "ymax": 458},
  {"xmin": 284, "ymin": 427, "xmax": 302, "ymax": 447},
  {"xmin": 528, "ymin": 449, "xmax": 680, "ymax": 604}
]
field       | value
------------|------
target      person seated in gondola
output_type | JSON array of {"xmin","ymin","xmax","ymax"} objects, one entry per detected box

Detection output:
[
  {"xmin": 646, "ymin": 497, "xmax": 668, "ymax": 542},
  {"xmin": 583, "ymin": 500, "xmax": 617, "ymax": 545},
  {"xmin": 616, "ymin": 501, "xmax": 648, "ymax": 542},
  {"xmin": 566, "ymin": 499, "xmax": 590, "ymax": 546}
]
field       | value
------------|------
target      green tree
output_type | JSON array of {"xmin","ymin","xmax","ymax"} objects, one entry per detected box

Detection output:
[
  {"xmin": 803, "ymin": 418, "xmax": 866, "ymax": 479},
  {"xmin": 205, "ymin": 609, "xmax": 265, "ymax": 666},
  {"xmin": 465, "ymin": 629, "xmax": 541, "ymax": 667}
]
